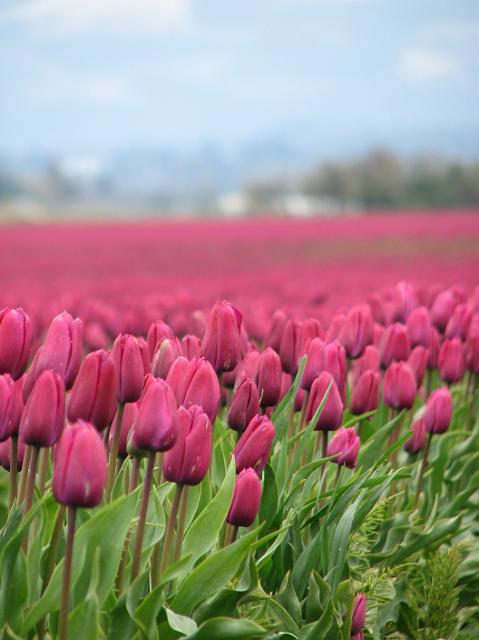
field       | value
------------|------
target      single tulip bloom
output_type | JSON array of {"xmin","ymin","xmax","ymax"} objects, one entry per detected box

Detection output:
[
  {"xmin": 151, "ymin": 338, "xmax": 181, "ymax": 379},
  {"xmin": 264, "ymin": 310, "xmax": 288, "ymax": 352},
  {"xmin": 0, "ymin": 307, "xmax": 33, "ymax": 380},
  {"xmin": 306, "ymin": 372, "xmax": 343, "ymax": 431},
  {"xmin": 301, "ymin": 338, "xmax": 325, "ymax": 391},
  {"xmin": 380, "ymin": 323, "xmax": 410, "ymax": 368},
  {"xmin": 438, "ymin": 338, "xmax": 465, "ymax": 384},
  {"xmin": 351, "ymin": 594, "xmax": 367, "ymax": 635},
  {"xmin": 53, "ymin": 420, "xmax": 107, "ymax": 508},
  {"xmin": 445, "ymin": 303, "xmax": 472, "ymax": 341},
  {"xmin": 163, "ymin": 405, "xmax": 212, "ymax": 485},
  {"xmin": 0, "ymin": 436, "xmax": 26, "ymax": 471},
  {"xmin": 350, "ymin": 369, "xmax": 379, "ymax": 415},
  {"xmin": 406, "ymin": 307, "xmax": 432, "ymax": 348},
  {"xmin": 20, "ymin": 370, "xmax": 65, "ymax": 447},
  {"xmin": 0, "ymin": 375, "xmax": 15, "ymax": 442},
  {"xmin": 68, "ymin": 350, "xmax": 116, "ymax": 431},
  {"xmin": 323, "ymin": 340, "xmax": 347, "ymax": 399},
  {"xmin": 166, "ymin": 356, "xmax": 220, "ymax": 423},
  {"xmin": 112, "ymin": 334, "xmax": 146, "ymax": 403},
  {"xmin": 234, "ymin": 414, "xmax": 275, "ymax": 475},
  {"xmin": 368, "ymin": 294, "xmax": 387, "ymax": 326},
  {"xmin": 407, "ymin": 346, "xmax": 429, "ymax": 387},
  {"xmin": 257, "ymin": 347, "xmax": 282, "ymax": 406},
  {"xmin": 431, "ymin": 289, "xmax": 458, "ymax": 332},
  {"xmin": 465, "ymin": 332, "xmax": 479, "ymax": 373},
  {"xmin": 181, "ymin": 334, "xmax": 202, "ymax": 359},
  {"xmin": 427, "ymin": 327, "xmax": 441, "ymax": 369},
  {"xmin": 131, "ymin": 379, "xmax": 178, "ymax": 452},
  {"xmin": 424, "ymin": 387, "xmax": 452, "ymax": 434},
  {"xmin": 227, "ymin": 468, "xmax": 262, "ymax": 527},
  {"xmin": 383, "ymin": 362, "xmax": 417, "ymax": 410},
  {"xmin": 279, "ymin": 319, "xmax": 303, "ymax": 375},
  {"xmin": 138, "ymin": 337, "xmax": 151, "ymax": 375},
  {"xmin": 233, "ymin": 349, "xmax": 260, "ymax": 391},
  {"xmin": 325, "ymin": 313, "xmax": 346, "ymax": 343},
  {"xmin": 109, "ymin": 402, "xmax": 138, "ymax": 458},
  {"xmin": 147, "ymin": 321, "xmax": 175, "ymax": 358},
  {"xmin": 201, "ymin": 300, "xmax": 243, "ymax": 373},
  {"xmin": 351, "ymin": 345, "xmax": 380, "ymax": 388},
  {"xmin": 392, "ymin": 281, "xmax": 417, "ymax": 322},
  {"xmin": 227, "ymin": 377, "xmax": 260, "ymax": 432},
  {"xmin": 327, "ymin": 427, "xmax": 360, "ymax": 468},
  {"xmin": 299, "ymin": 318, "xmax": 324, "ymax": 355},
  {"xmin": 339, "ymin": 304, "xmax": 374, "ymax": 359},
  {"xmin": 404, "ymin": 418, "xmax": 426, "ymax": 454}
]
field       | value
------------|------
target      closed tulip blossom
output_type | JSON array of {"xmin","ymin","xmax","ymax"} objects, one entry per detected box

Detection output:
[
  {"xmin": 151, "ymin": 338, "xmax": 181, "ymax": 379},
  {"xmin": 234, "ymin": 415, "xmax": 275, "ymax": 474},
  {"xmin": 147, "ymin": 320, "xmax": 175, "ymax": 358},
  {"xmin": 327, "ymin": 427, "xmax": 360, "ymax": 468},
  {"xmin": 0, "ymin": 374, "xmax": 15, "ymax": 442},
  {"xmin": 423, "ymin": 387, "xmax": 452, "ymax": 434},
  {"xmin": 299, "ymin": 318, "xmax": 324, "ymax": 355},
  {"xmin": 233, "ymin": 349, "xmax": 260, "ymax": 390},
  {"xmin": 351, "ymin": 345, "xmax": 380, "ymax": 387},
  {"xmin": 0, "ymin": 436, "xmax": 25, "ymax": 471},
  {"xmin": 408, "ymin": 346, "xmax": 429, "ymax": 387},
  {"xmin": 301, "ymin": 337, "xmax": 325, "ymax": 391},
  {"xmin": 0, "ymin": 307, "xmax": 33, "ymax": 380},
  {"xmin": 131, "ymin": 379, "xmax": 178, "ymax": 452},
  {"xmin": 138, "ymin": 337, "xmax": 151, "ymax": 375},
  {"xmin": 323, "ymin": 340, "xmax": 347, "ymax": 401},
  {"xmin": 465, "ymin": 332, "xmax": 479, "ymax": 373},
  {"xmin": 201, "ymin": 300, "xmax": 243, "ymax": 373},
  {"xmin": 438, "ymin": 338, "xmax": 465, "ymax": 384},
  {"xmin": 227, "ymin": 377, "xmax": 260, "ymax": 432},
  {"xmin": 279, "ymin": 319, "xmax": 303, "ymax": 375},
  {"xmin": 109, "ymin": 402, "xmax": 138, "ymax": 458},
  {"xmin": 380, "ymin": 323, "xmax": 411, "ymax": 368},
  {"xmin": 406, "ymin": 306, "xmax": 432, "ymax": 348},
  {"xmin": 226, "ymin": 468, "xmax": 262, "ymax": 528},
  {"xmin": 68, "ymin": 350, "xmax": 116, "ymax": 431},
  {"xmin": 256, "ymin": 347, "xmax": 282, "ymax": 407},
  {"xmin": 181, "ymin": 334, "xmax": 202, "ymax": 359},
  {"xmin": 325, "ymin": 313, "xmax": 346, "ymax": 343},
  {"xmin": 306, "ymin": 372, "xmax": 343, "ymax": 431},
  {"xmin": 351, "ymin": 594, "xmax": 367, "ymax": 636},
  {"xmin": 431, "ymin": 289, "xmax": 458, "ymax": 332},
  {"xmin": 427, "ymin": 327, "xmax": 441, "ymax": 370},
  {"xmin": 166, "ymin": 356, "xmax": 220, "ymax": 423},
  {"xmin": 444, "ymin": 303, "xmax": 472, "ymax": 341},
  {"xmin": 350, "ymin": 369, "xmax": 380, "ymax": 415},
  {"xmin": 404, "ymin": 418, "xmax": 426, "ymax": 454},
  {"xmin": 392, "ymin": 281, "xmax": 417, "ymax": 322},
  {"xmin": 20, "ymin": 370, "xmax": 65, "ymax": 447},
  {"xmin": 112, "ymin": 334, "xmax": 146, "ymax": 403},
  {"xmin": 383, "ymin": 362, "xmax": 417, "ymax": 410},
  {"xmin": 264, "ymin": 310, "xmax": 288, "ymax": 352},
  {"xmin": 339, "ymin": 304, "xmax": 374, "ymax": 359}
]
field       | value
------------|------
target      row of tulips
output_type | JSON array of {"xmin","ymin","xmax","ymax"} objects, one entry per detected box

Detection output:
[{"xmin": 0, "ymin": 282, "xmax": 478, "ymax": 639}]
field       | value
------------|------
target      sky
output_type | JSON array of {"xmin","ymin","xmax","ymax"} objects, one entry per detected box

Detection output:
[{"xmin": 1, "ymin": 0, "xmax": 478, "ymax": 157}]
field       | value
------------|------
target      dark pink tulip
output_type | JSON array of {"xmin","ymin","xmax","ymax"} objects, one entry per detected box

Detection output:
[
  {"xmin": 53, "ymin": 420, "xmax": 107, "ymax": 508},
  {"xmin": 294, "ymin": 386, "xmax": 306, "ymax": 412},
  {"xmin": 368, "ymin": 294, "xmax": 387, "ymax": 326},
  {"xmin": 68, "ymin": 350, "xmax": 116, "ymax": 431},
  {"xmin": 20, "ymin": 370, "xmax": 65, "ymax": 447},
  {"xmin": 138, "ymin": 337, "xmax": 151, "ymax": 375},
  {"xmin": 327, "ymin": 427, "xmax": 360, "ymax": 468},
  {"xmin": 407, "ymin": 346, "xmax": 429, "ymax": 387},
  {"xmin": 8, "ymin": 378, "xmax": 24, "ymax": 437},
  {"xmin": 301, "ymin": 338, "xmax": 325, "ymax": 391},
  {"xmin": 323, "ymin": 340, "xmax": 347, "ymax": 399},
  {"xmin": 380, "ymin": 323, "xmax": 410, "ymax": 368},
  {"xmin": 339, "ymin": 304, "xmax": 374, "ymax": 359},
  {"xmin": 445, "ymin": 303, "xmax": 472, "ymax": 341},
  {"xmin": 0, "ymin": 436, "xmax": 25, "ymax": 471},
  {"xmin": 264, "ymin": 310, "xmax": 288, "ymax": 352},
  {"xmin": 438, "ymin": 338, "xmax": 465, "ymax": 384},
  {"xmin": 147, "ymin": 320, "xmax": 175, "ymax": 358},
  {"xmin": 299, "ymin": 318, "xmax": 324, "ymax": 355},
  {"xmin": 383, "ymin": 362, "xmax": 417, "ymax": 410},
  {"xmin": 279, "ymin": 372, "xmax": 292, "ymax": 403},
  {"xmin": 424, "ymin": 387, "xmax": 452, "ymax": 434},
  {"xmin": 166, "ymin": 356, "xmax": 220, "ymax": 423},
  {"xmin": 404, "ymin": 418, "xmax": 426, "ymax": 454},
  {"xmin": 392, "ymin": 281, "xmax": 417, "ymax": 322},
  {"xmin": 131, "ymin": 378, "xmax": 178, "ymax": 452},
  {"xmin": 351, "ymin": 345, "xmax": 380, "ymax": 387},
  {"xmin": 163, "ymin": 405, "xmax": 212, "ymax": 485},
  {"xmin": 465, "ymin": 332, "xmax": 479, "ymax": 373},
  {"xmin": 109, "ymin": 402, "xmax": 138, "ymax": 458},
  {"xmin": 325, "ymin": 313, "xmax": 346, "ymax": 343},
  {"xmin": 201, "ymin": 300, "xmax": 243, "ymax": 373},
  {"xmin": 0, "ymin": 307, "xmax": 33, "ymax": 380},
  {"xmin": 351, "ymin": 593, "xmax": 367, "ymax": 635},
  {"xmin": 279, "ymin": 319, "xmax": 303, "ymax": 375},
  {"xmin": 257, "ymin": 347, "xmax": 282, "ymax": 407},
  {"xmin": 306, "ymin": 372, "xmax": 343, "ymax": 431},
  {"xmin": 431, "ymin": 289, "xmax": 458, "ymax": 332},
  {"xmin": 151, "ymin": 338, "xmax": 181, "ymax": 379},
  {"xmin": 350, "ymin": 369, "xmax": 379, "ymax": 415},
  {"xmin": 233, "ymin": 349, "xmax": 260, "ymax": 391},
  {"xmin": 373, "ymin": 323, "xmax": 385, "ymax": 349},
  {"xmin": 427, "ymin": 327, "xmax": 441, "ymax": 369},
  {"xmin": 228, "ymin": 378, "xmax": 260, "ymax": 433},
  {"xmin": 226, "ymin": 468, "xmax": 262, "ymax": 527},
  {"xmin": 112, "ymin": 334, "xmax": 146, "ymax": 403},
  {"xmin": 234, "ymin": 414, "xmax": 275, "ymax": 474},
  {"xmin": 181, "ymin": 334, "xmax": 202, "ymax": 359},
  {"xmin": 406, "ymin": 306, "xmax": 432, "ymax": 348},
  {"xmin": 0, "ymin": 375, "xmax": 15, "ymax": 442}
]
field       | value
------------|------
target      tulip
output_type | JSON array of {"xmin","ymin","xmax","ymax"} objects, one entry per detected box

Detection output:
[
  {"xmin": 351, "ymin": 345, "xmax": 379, "ymax": 388},
  {"xmin": 431, "ymin": 289, "xmax": 458, "ymax": 332},
  {"xmin": 294, "ymin": 386, "xmax": 307, "ymax": 412},
  {"xmin": 226, "ymin": 468, "xmax": 262, "ymax": 528},
  {"xmin": 368, "ymin": 294, "xmax": 387, "ymax": 325},
  {"xmin": 112, "ymin": 334, "xmax": 146, "ymax": 403},
  {"xmin": 465, "ymin": 332, "xmax": 479, "ymax": 373},
  {"xmin": 423, "ymin": 387, "xmax": 452, "ymax": 434},
  {"xmin": 350, "ymin": 369, "xmax": 379, "ymax": 415},
  {"xmin": 407, "ymin": 346, "xmax": 429, "ymax": 387},
  {"xmin": 138, "ymin": 337, "xmax": 151, "ymax": 375},
  {"xmin": 306, "ymin": 372, "xmax": 343, "ymax": 432},
  {"xmin": 20, "ymin": 370, "xmax": 65, "ymax": 447},
  {"xmin": 151, "ymin": 338, "xmax": 181, "ymax": 379},
  {"xmin": 351, "ymin": 594, "xmax": 367, "ymax": 635},
  {"xmin": 406, "ymin": 307, "xmax": 432, "ymax": 348},
  {"xmin": 190, "ymin": 310, "xmax": 207, "ymax": 339},
  {"xmin": 327, "ymin": 427, "xmax": 360, "ymax": 468},
  {"xmin": 380, "ymin": 323, "xmax": 410, "ymax": 368},
  {"xmin": 323, "ymin": 340, "xmax": 347, "ymax": 400},
  {"xmin": 68, "ymin": 350, "xmax": 116, "ymax": 431},
  {"xmin": 279, "ymin": 319, "xmax": 303, "ymax": 375},
  {"xmin": 228, "ymin": 378, "xmax": 260, "ymax": 432},
  {"xmin": 131, "ymin": 379, "xmax": 178, "ymax": 452},
  {"xmin": 383, "ymin": 362, "xmax": 417, "ymax": 410},
  {"xmin": 233, "ymin": 349, "xmax": 260, "ymax": 390},
  {"xmin": 301, "ymin": 338, "xmax": 325, "ymax": 391},
  {"xmin": 201, "ymin": 300, "xmax": 243, "ymax": 373},
  {"xmin": 257, "ymin": 347, "xmax": 282, "ymax": 407},
  {"xmin": 166, "ymin": 356, "xmax": 220, "ymax": 423},
  {"xmin": 0, "ymin": 436, "xmax": 25, "ymax": 471},
  {"xmin": 438, "ymin": 338, "xmax": 465, "ymax": 384},
  {"xmin": 339, "ymin": 304, "xmax": 374, "ymax": 359},
  {"xmin": 445, "ymin": 303, "xmax": 472, "ymax": 341},
  {"xmin": 264, "ymin": 310, "xmax": 288, "ymax": 352},
  {"xmin": 427, "ymin": 327, "xmax": 441, "ymax": 369},
  {"xmin": 299, "ymin": 318, "xmax": 324, "ymax": 354},
  {"xmin": 325, "ymin": 313, "xmax": 346, "ymax": 343},
  {"xmin": 0, "ymin": 374, "xmax": 15, "ymax": 442},
  {"xmin": 109, "ymin": 402, "xmax": 138, "ymax": 458},
  {"xmin": 404, "ymin": 418, "xmax": 426, "ymax": 454},
  {"xmin": 0, "ymin": 307, "xmax": 32, "ymax": 380},
  {"xmin": 181, "ymin": 334, "xmax": 202, "ymax": 359},
  {"xmin": 392, "ymin": 281, "xmax": 417, "ymax": 322},
  {"xmin": 147, "ymin": 320, "xmax": 175, "ymax": 358},
  {"xmin": 234, "ymin": 415, "xmax": 275, "ymax": 475}
]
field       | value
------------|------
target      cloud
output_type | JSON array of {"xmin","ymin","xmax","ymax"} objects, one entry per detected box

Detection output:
[
  {"xmin": 398, "ymin": 47, "xmax": 458, "ymax": 83},
  {"xmin": 0, "ymin": 0, "xmax": 190, "ymax": 36}
]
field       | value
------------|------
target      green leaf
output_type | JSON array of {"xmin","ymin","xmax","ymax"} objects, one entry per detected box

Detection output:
[
  {"xmin": 185, "ymin": 616, "xmax": 266, "ymax": 640},
  {"xmin": 165, "ymin": 608, "xmax": 198, "ymax": 636}
]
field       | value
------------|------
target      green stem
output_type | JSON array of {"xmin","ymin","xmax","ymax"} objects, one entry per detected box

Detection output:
[
  {"xmin": 24, "ymin": 445, "xmax": 40, "ymax": 515},
  {"xmin": 105, "ymin": 403, "xmax": 125, "ymax": 501},
  {"xmin": 333, "ymin": 464, "xmax": 342, "ymax": 489},
  {"xmin": 38, "ymin": 447, "xmax": 49, "ymax": 494},
  {"xmin": 9, "ymin": 435, "xmax": 18, "ymax": 508},
  {"xmin": 321, "ymin": 430, "xmax": 329, "ymax": 460},
  {"xmin": 156, "ymin": 484, "xmax": 183, "ymax": 582},
  {"xmin": 59, "ymin": 507, "xmax": 76, "ymax": 640},
  {"xmin": 131, "ymin": 452, "xmax": 155, "ymax": 581},
  {"xmin": 415, "ymin": 432, "xmax": 433, "ymax": 508},
  {"xmin": 17, "ymin": 444, "xmax": 32, "ymax": 505},
  {"xmin": 174, "ymin": 486, "xmax": 188, "ymax": 562}
]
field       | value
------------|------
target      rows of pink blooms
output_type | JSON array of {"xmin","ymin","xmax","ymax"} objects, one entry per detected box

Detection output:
[{"xmin": 0, "ymin": 280, "xmax": 479, "ymax": 639}]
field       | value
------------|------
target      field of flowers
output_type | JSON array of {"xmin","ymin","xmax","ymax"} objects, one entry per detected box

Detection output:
[{"xmin": 0, "ymin": 211, "xmax": 478, "ymax": 640}]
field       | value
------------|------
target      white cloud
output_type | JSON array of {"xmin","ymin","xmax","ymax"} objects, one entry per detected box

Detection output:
[
  {"xmin": 398, "ymin": 47, "xmax": 458, "ymax": 83},
  {"xmin": 0, "ymin": 0, "xmax": 190, "ymax": 36}
]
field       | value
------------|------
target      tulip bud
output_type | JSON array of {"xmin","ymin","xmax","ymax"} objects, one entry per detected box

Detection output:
[
  {"xmin": 0, "ymin": 375, "xmax": 15, "ymax": 442},
  {"xmin": 350, "ymin": 369, "xmax": 379, "ymax": 415},
  {"xmin": 166, "ymin": 356, "xmax": 220, "ymax": 423},
  {"xmin": 327, "ymin": 427, "xmax": 360, "ymax": 468},
  {"xmin": 294, "ymin": 386, "xmax": 306, "ymax": 412},
  {"xmin": 323, "ymin": 340, "xmax": 347, "ymax": 395},
  {"xmin": 257, "ymin": 347, "xmax": 282, "ymax": 407},
  {"xmin": 181, "ymin": 334, "xmax": 202, "ymax": 359},
  {"xmin": 431, "ymin": 289, "xmax": 458, "ymax": 332},
  {"xmin": 424, "ymin": 387, "xmax": 452, "ymax": 434},
  {"xmin": 233, "ymin": 350, "xmax": 260, "ymax": 391},
  {"xmin": 301, "ymin": 338, "xmax": 325, "ymax": 391},
  {"xmin": 299, "ymin": 318, "xmax": 324, "ymax": 355},
  {"xmin": 201, "ymin": 301, "xmax": 243, "ymax": 373},
  {"xmin": 0, "ymin": 436, "xmax": 25, "ymax": 471},
  {"xmin": 383, "ymin": 362, "xmax": 417, "ymax": 410},
  {"xmin": 53, "ymin": 420, "xmax": 107, "ymax": 508},
  {"xmin": 234, "ymin": 414, "xmax": 275, "ymax": 474},
  {"xmin": 406, "ymin": 307, "xmax": 432, "ymax": 348},
  {"xmin": 0, "ymin": 307, "xmax": 33, "ymax": 380},
  {"xmin": 226, "ymin": 468, "xmax": 262, "ymax": 527},
  {"xmin": 427, "ymin": 327, "xmax": 441, "ymax": 369},
  {"xmin": 351, "ymin": 593, "xmax": 367, "ymax": 635},
  {"xmin": 380, "ymin": 323, "xmax": 410, "ymax": 368},
  {"xmin": 68, "ymin": 350, "xmax": 116, "ymax": 431},
  {"xmin": 339, "ymin": 304, "xmax": 374, "ymax": 359},
  {"xmin": 20, "ymin": 370, "xmax": 65, "ymax": 447},
  {"xmin": 23, "ymin": 312, "xmax": 83, "ymax": 399},
  {"xmin": 264, "ymin": 310, "xmax": 287, "ymax": 352},
  {"xmin": 109, "ymin": 402, "xmax": 138, "ymax": 458},
  {"xmin": 392, "ymin": 281, "xmax": 417, "ymax": 322},
  {"xmin": 407, "ymin": 346, "xmax": 429, "ymax": 387},
  {"xmin": 279, "ymin": 319, "xmax": 303, "ymax": 375},
  {"xmin": 112, "ymin": 334, "xmax": 146, "ymax": 403},
  {"xmin": 351, "ymin": 345, "xmax": 380, "ymax": 387},
  {"xmin": 228, "ymin": 378, "xmax": 260, "ymax": 433},
  {"xmin": 404, "ymin": 418, "xmax": 426, "ymax": 454},
  {"xmin": 445, "ymin": 303, "xmax": 472, "ymax": 341},
  {"xmin": 306, "ymin": 372, "xmax": 343, "ymax": 431},
  {"xmin": 163, "ymin": 405, "xmax": 212, "ymax": 485},
  {"xmin": 151, "ymin": 338, "xmax": 181, "ymax": 379},
  {"xmin": 465, "ymin": 332, "xmax": 479, "ymax": 373},
  {"xmin": 325, "ymin": 313, "xmax": 346, "ymax": 343},
  {"xmin": 131, "ymin": 379, "xmax": 178, "ymax": 452},
  {"xmin": 138, "ymin": 337, "xmax": 151, "ymax": 375},
  {"xmin": 438, "ymin": 338, "xmax": 465, "ymax": 384},
  {"xmin": 147, "ymin": 321, "xmax": 175, "ymax": 358},
  {"xmin": 368, "ymin": 294, "xmax": 388, "ymax": 326}
]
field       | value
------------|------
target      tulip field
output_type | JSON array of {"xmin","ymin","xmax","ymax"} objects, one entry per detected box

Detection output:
[{"xmin": 0, "ymin": 212, "xmax": 478, "ymax": 640}]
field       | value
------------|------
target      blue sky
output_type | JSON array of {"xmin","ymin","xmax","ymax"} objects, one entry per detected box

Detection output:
[{"xmin": 1, "ymin": 0, "xmax": 478, "ymax": 156}]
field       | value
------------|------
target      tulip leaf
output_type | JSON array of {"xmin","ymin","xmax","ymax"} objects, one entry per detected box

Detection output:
[
  {"xmin": 184, "ymin": 616, "xmax": 266, "ymax": 640},
  {"xmin": 357, "ymin": 411, "xmax": 404, "ymax": 469}
]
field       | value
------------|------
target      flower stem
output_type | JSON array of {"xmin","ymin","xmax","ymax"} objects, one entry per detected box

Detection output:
[
  {"xmin": 131, "ymin": 452, "xmax": 155, "ymax": 581},
  {"xmin": 9, "ymin": 435, "xmax": 18, "ymax": 508},
  {"xmin": 105, "ymin": 402, "xmax": 125, "ymax": 501},
  {"xmin": 174, "ymin": 486, "xmax": 188, "ymax": 562},
  {"xmin": 415, "ymin": 432, "xmax": 433, "ymax": 508},
  {"xmin": 153, "ymin": 484, "xmax": 183, "ymax": 585},
  {"xmin": 17, "ymin": 444, "xmax": 32, "ymax": 505},
  {"xmin": 38, "ymin": 447, "xmax": 49, "ymax": 493},
  {"xmin": 59, "ymin": 506, "xmax": 76, "ymax": 640},
  {"xmin": 24, "ymin": 445, "xmax": 40, "ymax": 515}
]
